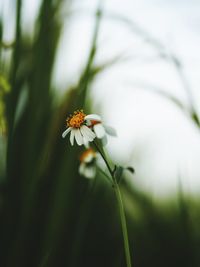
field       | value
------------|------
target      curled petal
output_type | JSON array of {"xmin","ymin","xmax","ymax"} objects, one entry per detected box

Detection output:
[
  {"xmin": 85, "ymin": 114, "xmax": 102, "ymax": 122},
  {"xmin": 62, "ymin": 127, "xmax": 72, "ymax": 138}
]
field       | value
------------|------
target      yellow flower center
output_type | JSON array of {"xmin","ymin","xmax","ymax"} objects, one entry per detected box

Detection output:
[{"xmin": 66, "ymin": 110, "xmax": 86, "ymax": 128}]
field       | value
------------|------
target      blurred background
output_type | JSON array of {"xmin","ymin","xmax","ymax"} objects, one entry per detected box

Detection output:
[{"xmin": 0, "ymin": 0, "xmax": 200, "ymax": 266}]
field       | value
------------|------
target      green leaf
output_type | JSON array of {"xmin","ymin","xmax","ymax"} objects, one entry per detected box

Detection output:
[{"xmin": 126, "ymin": 166, "xmax": 135, "ymax": 174}]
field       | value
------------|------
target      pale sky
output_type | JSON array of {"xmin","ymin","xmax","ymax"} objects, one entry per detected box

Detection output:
[{"xmin": 1, "ymin": 0, "xmax": 200, "ymax": 197}]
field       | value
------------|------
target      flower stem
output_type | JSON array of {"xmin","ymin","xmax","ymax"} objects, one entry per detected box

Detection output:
[
  {"xmin": 93, "ymin": 141, "xmax": 113, "ymax": 176},
  {"xmin": 114, "ymin": 182, "xmax": 132, "ymax": 267},
  {"xmin": 93, "ymin": 141, "xmax": 132, "ymax": 267}
]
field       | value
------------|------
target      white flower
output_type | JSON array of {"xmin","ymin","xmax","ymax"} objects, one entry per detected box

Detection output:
[
  {"xmin": 62, "ymin": 110, "xmax": 96, "ymax": 146},
  {"xmin": 79, "ymin": 148, "xmax": 97, "ymax": 179},
  {"xmin": 85, "ymin": 114, "xmax": 117, "ymax": 145}
]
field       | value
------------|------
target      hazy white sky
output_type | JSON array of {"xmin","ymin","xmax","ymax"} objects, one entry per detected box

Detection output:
[{"xmin": 1, "ymin": 0, "xmax": 200, "ymax": 197}]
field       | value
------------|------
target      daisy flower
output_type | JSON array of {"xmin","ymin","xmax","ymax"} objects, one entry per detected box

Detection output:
[
  {"xmin": 62, "ymin": 110, "xmax": 96, "ymax": 146},
  {"xmin": 79, "ymin": 148, "xmax": 97, "ymax": 179},
  {"xmin": 85, "ymin": 114, "xmax": 117, "ymax": 145}
]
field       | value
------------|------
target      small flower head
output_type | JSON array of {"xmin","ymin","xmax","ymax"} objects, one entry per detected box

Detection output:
[
  {"xmin": 85, "ymin": 114, "xmax": 117, "ymax": 145},
  {"xmin": 79, "ymin": 148, "xmax": 97, "ymax": 179},
  {"xmin": 62, "ymin": 110, "xmax": 96, "ymax": 146}
]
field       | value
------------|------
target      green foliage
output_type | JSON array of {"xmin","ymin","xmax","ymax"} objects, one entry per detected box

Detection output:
[{"xmin": 0, "ymin": 74, "xmax": 10, "ymax": 133}]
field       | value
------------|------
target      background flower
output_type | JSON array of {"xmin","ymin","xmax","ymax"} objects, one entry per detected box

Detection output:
[
  {"xmin": 79, "ymin": 148, "xmax": 97, "ymax": 179},
  {"xmin": 85, "ymin": 114, "xmax": 117, "ymax": 145}
]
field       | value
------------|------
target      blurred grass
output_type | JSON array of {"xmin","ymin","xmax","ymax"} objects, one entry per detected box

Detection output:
[{"xmin": 0, "ymin": 1, "xmax": 200, "ymax": 267}]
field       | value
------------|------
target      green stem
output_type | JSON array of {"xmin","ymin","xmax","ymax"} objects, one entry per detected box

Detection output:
[
  {"xmin": 97, "ymin": 166, "xmax": 113, "ymax": 184},
  {"xmin": 93, "ymin": 141, "xmax": 114, "ymax": 177},
  {"xmin": 93, "ymin": 141, "xmax": 132, "ymax": 267},
  {"xmin": 114, "ymin": 182, "xmax": 132, "ymax": 267}
]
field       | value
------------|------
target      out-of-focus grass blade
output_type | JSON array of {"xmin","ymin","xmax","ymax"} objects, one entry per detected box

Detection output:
[
  {"xmin": 105, "ymin": 11, "xmax": 200, "ymax": 129},
  {"xmin": 40, "ymin": 6, "xmax": 103, "ymax": 266},
  {"xmin": 1, "ymin": 0, "xmax": 64, "ymax": 266}
]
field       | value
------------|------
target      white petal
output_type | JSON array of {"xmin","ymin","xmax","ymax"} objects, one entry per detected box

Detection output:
[
  {"xmin": 62, "ymin": 127, "xmax": 71, "ymax": 138},
  {"xmin": 79, "ymin": 163, "xmax": 86, "ymax": 175},
  {"xmin": 104, "ymin": 125, "xmax": 117, "ymax": 137},
  {"xmin": 94, "ymin": 123, "xmax": 106, "ymax": 139},
  {"xmin": 85, "ymin": 114, "xmax": 102, "ymax": 122},
  {"xmin": 74, "ymin": 129, "xmax": 83, "ymax": 146},
  {"xmin": 79, "ymin": 164, "xmax": 95, "ymax": 179},
  {"xmin": 84, "ymin": 153, "xmax": 94, "ymax": 163},
  {"xmin": 83, "ymin": 138, "xmax": 90, "ymax": 148},
  {"xmin": 90, "ymin": 166, "xmax": 96, "ymax": 177},
  {"xmin": 80, "ymin": 125, "xmax": 96, "ymax": 142},
  {"xmin": 70, "ymin": 129, "xmax": 75, "ymax": 146},
  {"xmin": 84, "ymin": 168, "xmax": 91, "ymax": 178},
  {"xmin": 84, "ymin": 166, "xmax": 96, "ymax": 179}
]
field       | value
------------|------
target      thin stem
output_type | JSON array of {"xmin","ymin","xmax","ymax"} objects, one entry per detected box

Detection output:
[
  {"xmin": 93, "ymin": 141, "xmax": 113, "ymax": 177},
  {"xmin": 93, "ymin": 141, "xmax": 132, "ymax": 267},
  {"xmin": 114, "ymin": 183, "xmax": 132, "ymax": 267},
  {"xmin": 97, "ymin": 166, "xmax": 113, "ymax": 184}
]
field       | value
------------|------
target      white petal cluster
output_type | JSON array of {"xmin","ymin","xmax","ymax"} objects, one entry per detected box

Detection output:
[
  {"xmin": 62, "ymin": 122, "xmax": 95, "ymax": 146},
  {"xmin": 85, "ymin": 114, "xmax": 117, "ymax": 145}
]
